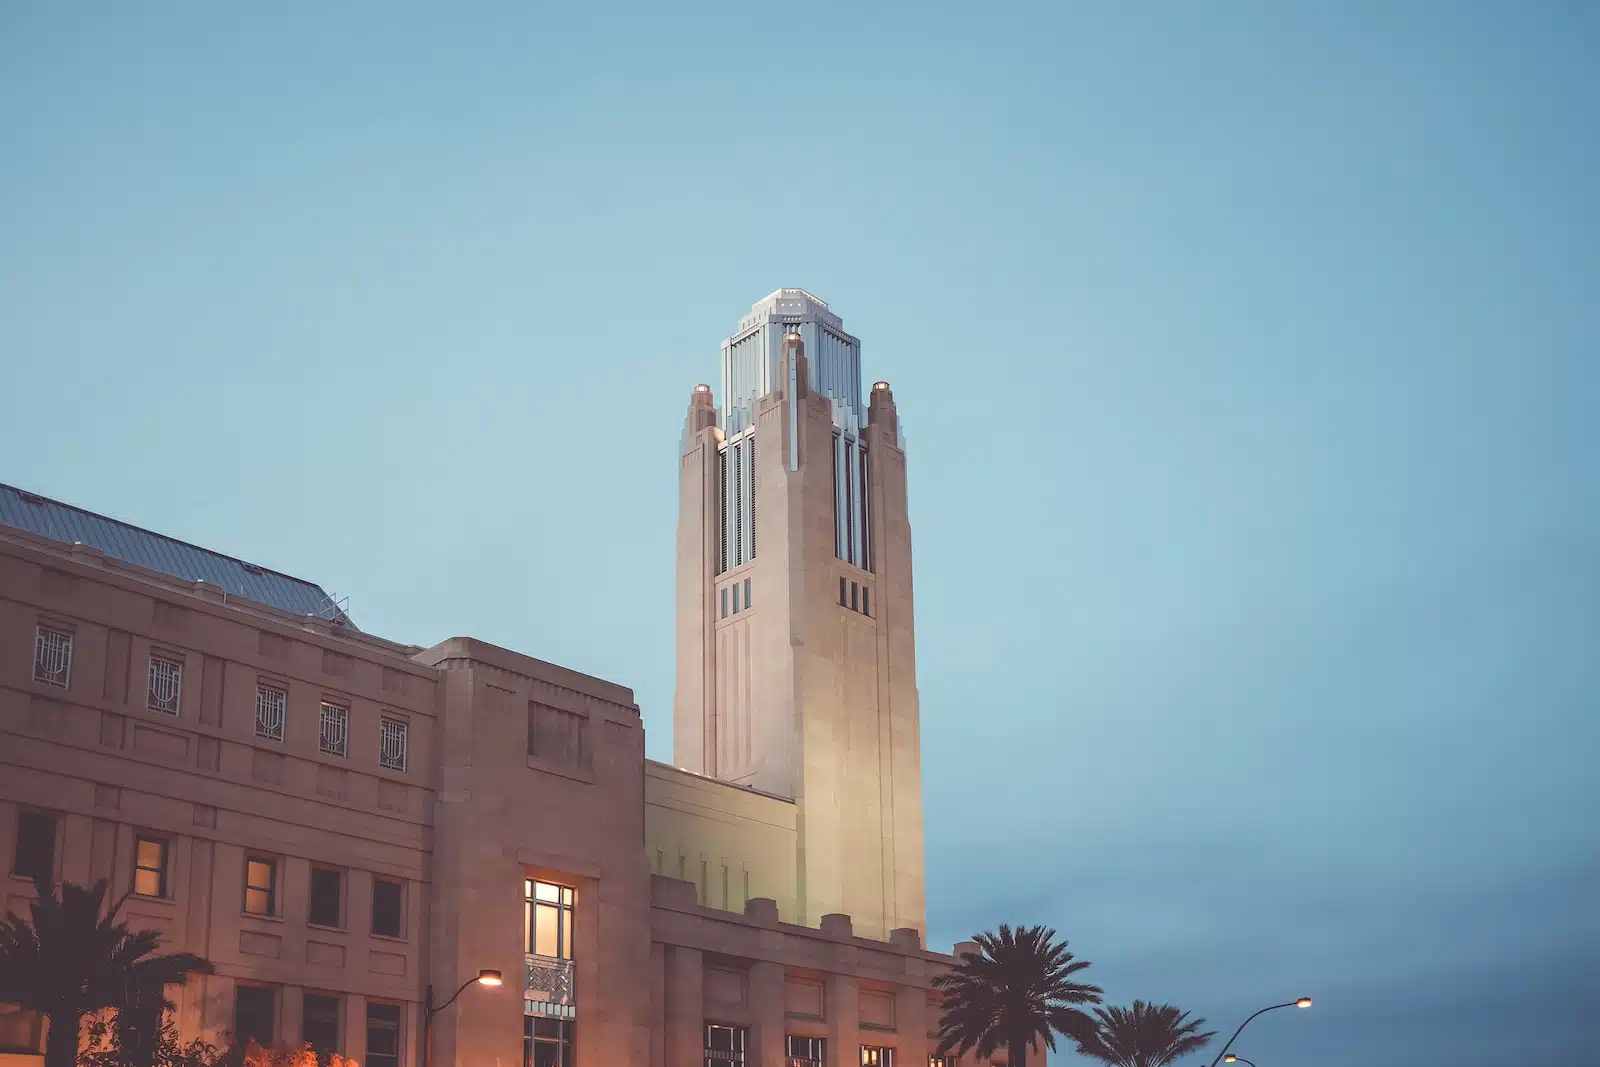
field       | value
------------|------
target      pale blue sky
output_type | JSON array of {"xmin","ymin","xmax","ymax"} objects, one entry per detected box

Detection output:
[{"xmin": 3, "ymin": 4, "xmax": 1596, "ymax": 1065}]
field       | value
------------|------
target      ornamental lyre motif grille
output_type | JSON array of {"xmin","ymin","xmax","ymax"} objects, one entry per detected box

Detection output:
[
  {"xmin": 33, "ymin": 627, "xmax": 72, "ymax": 687},
  {"xmin": 255, "ymin": 686, "xmax": 286, "ymax": 741},
  {"xmin": 524, "ymin": 954, "xmax": 575, "ymax": 1006},
  {"xmin": 319, "ymin": 703, "xmax": 348, "ymax": 757},
  {"xmin": 147, "ymin": 657, "xmax": 182, "ymax": 714},
  {"xmin": 379, "ymin": 718, "xmax": 407, "ymax": 771}
]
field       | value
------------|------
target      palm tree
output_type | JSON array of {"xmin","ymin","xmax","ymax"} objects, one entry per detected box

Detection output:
[
  {"xmin": 1076, "ymin": 1001, "xmax": 1216, "ymax": 1067},
  {"xmin": 932, "ymin": 924, "xmax": 1102, "ymax": 1067},
  {"xmin": 0, "ymin": 876, "xmax": 213, "ymax": 1067}
]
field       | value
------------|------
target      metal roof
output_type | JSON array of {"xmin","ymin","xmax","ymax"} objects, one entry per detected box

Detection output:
[{"xmin": 0, "ymin": 482, "xmax": 355, "ymax": 628}]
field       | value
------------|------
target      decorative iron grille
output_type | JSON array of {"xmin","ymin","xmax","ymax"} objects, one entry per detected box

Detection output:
[
  {"xmin": 525, "ymin": 953, "xmax": 576, "ymax": 1007},
  {"xmin": 255, "ymin": 685, "xmax": 286, "ymax": 741},
  {"xmin": 147, "ymin": 656, "xmax": 182, "ymax": 714},
  {"xmin": 33, "ymin": 627, "xmax": 72, "ymax": 688},
  {"xmin": 379, "ymin": 717, "xmax": 407, "ymax": 771},
  {"xmin": 319, "ymin": 703, "xmax": 348, "ymax": 757}
]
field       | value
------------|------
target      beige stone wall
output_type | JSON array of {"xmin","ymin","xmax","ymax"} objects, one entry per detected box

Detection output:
[
  {"xmin": 643, "ymin": 761, "xmax": 796, "ymax": 921},
  {"xmin": 0, "ymin": 528, "xmax": 436, "ymax": 1067}
]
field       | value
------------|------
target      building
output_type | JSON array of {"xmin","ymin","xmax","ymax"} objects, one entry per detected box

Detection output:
[{"xmin": 0, "ymin": 291, "xmax": 1016, "ymax": 1067}]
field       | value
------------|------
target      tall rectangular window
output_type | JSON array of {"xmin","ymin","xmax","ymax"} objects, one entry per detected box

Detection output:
[
  {"xmin": 379, "ymin": 718, "xmax": 408, "ymax": 771},
  {"xmin": 365, "ymin": 1003, "xmax": 401, "ymax": 1067},
  {"xmin": 147, "ymin": 655, "xmax": 182, "ymax": 714},
  {"xmin": 839, "ymin": 577, "xmax": 848, "ymax": 607},
  {"xmin": 720, "ymin": 587, "xmax": 728, "ymax": 619},
  {"xmin": 244, "ymin": 857, "xmax": 277, "ymax": 916},
  {"xmin": 255, "ymin": 685, "xmax": 286, "ymax": 742},
  {"xmin": 861, "ymin": 586, "xmax": 869, "ymax": 617},
  {"xmin": 525, "ymin": 880, "xmax": 574, "ymax": 960},
  {"xmin": 308, "ymin": 868, "xmax": 342, "ymax": 928},
  {"xmin": 33, "ymin": 626, "xmax": 72, "ymax": 688},
  {"xmin": 743, "ymin": 578, "xmax": 751, "ymax": 609},
  {"xmin": 787, "ymin": 1036, "xmax": 825, "ymax": 1067},
  {"xmin": 12, "ymin": 811, "xmax": 57, "ymax": 882},
  {"xmin": 524, "ymin": 1016, "xmax": 573, "ymax": 1067},
  {"xmin": 371, "ymin": 878, "xmax": 403, "ymax": 938},
  {"xmin": 302, "ymin": 994, "xmax": 340, "ymax": 1058},
  {"xmin": 319, "ymin": 703, "xmax": 348, "ymax": 757},
  {"xmin": 860, "ymin": 1047, "xmax": 894, "ymax": 1067},
  {"xmin": 732, "ymin": 582, "xmax": 741, "ymax": 614},
  {"xmin": 748, "ymin": 437, "xmax": 757, "ymax": 560},
  {"xmin": 705, "ymin": 1024, "xmax": 747, "ymax": 1067},
  {"xmin": 133, "ymin": 836, "xmax": 168, "ymax": 897},
  {"xmin": 718, "ymin": 448, "xmax": 729, "ymax": 575},
  {"xmin": 733, "ymin": 442, "xmax": 743, "ymax": 567},
  {"xmin": 850, "ymin": 582, "xmax": 859, "ymax": 611},
  {"xmin": 233, "ymin": 986, "xmax": 276, "ymax": 1047}
]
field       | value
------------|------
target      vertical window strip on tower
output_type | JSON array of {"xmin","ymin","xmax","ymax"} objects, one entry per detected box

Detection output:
[
  {"xmin": 844, "ymin": 438, "xmax": 856, "ymax": 566},
  {"xmin": 717, "ymin": 449, "xmax": 729, "ymax": 574},
  {"xmin": 746, "ymin": 436, "xmax": 756, "ymax": 561},
  {"xmin": 832, "ymin": 434, "xmax": 844, "ymax": 560},
  {"xmin": 733, "ymin": 442, "xmax": 744, "ymax": 567},
  {"xmin": 860, "ymin": 444, "xmax": 872, "ymax": 572}
]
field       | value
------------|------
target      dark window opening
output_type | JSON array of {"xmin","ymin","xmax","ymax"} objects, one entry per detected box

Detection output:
[
  {"xmin": 309, "ymin": 868, "xmax": 342, "ymax": 928},
  {"xmin": 743, "ymin": 578, "xmax": 751, "ymax": 609},
  {"xmin": 839, "ymin": 577, "xmax": 848, "ymax": 607},
  {"xmin": 365, "ymin": 1003, "xmax": 401, "ymax": 1067},
  {"xmin": 233, "ymin": 985, "xmax": 276, "ymax": 1048},
  {"xmin": 788, "ymin": 1035, "xmax": 826, "ymax": 1067},
  {"xmin": 372, "ymin": 878, "xmax": 403, "ymax": 938},
  {"xmin": 850, "ymin": 582, "xmax": 859, "ymax": 611},
  {"xmin": 524, "ymin": 1016, "xmax": 573, "ymax": 1067},
  {"xmin": 13, "ymin": 811, "xmax": 57, "ymax": 883},
  {"xmin": 302, "ymin": 994, "xmax": 340, "ymax": 1059},
  {"xmin": 861, "ymin": 586, "xmax": 870, "ymax": 617},
  {"xmin": 706, "ymin": 1023, "xmax": 747, "ymax": 1067}
]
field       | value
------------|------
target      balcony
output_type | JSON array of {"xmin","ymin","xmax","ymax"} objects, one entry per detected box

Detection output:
[{"xmin": 524, "ymin": 953, "xmax": 575, "ymax": 1008}]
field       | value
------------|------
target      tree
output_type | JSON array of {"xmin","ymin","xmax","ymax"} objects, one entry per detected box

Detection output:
[
  {"xmin": 1076, "ymin": 1001, "xmax": 1216, "ymax": 1067},
  {"xmin": 81, "ymin": 1012, "xmax": 226, "ymax": 1067},
  {"xmin": 0, "ymin": 877, "xmax": 213, "ymax": 1067},
  {"xmin": 932, "ymin": 924, "xmax": 1103, "ymax": 1067}
]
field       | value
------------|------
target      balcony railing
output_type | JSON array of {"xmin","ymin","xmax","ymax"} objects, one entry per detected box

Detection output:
[{"xmin": 525, "ymin": 953, "xmax": 575, "ymax": 1007}]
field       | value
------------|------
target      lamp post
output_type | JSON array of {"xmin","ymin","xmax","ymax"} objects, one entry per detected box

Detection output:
[
  {"xmin": 1223, "ymin": 1056, "xmax": 1258, "ymax": 1067},
  {"xmin": 1207, "ymin": 998, "xmax": 1311, "ymax": 1067},
  {"xmin": 422, "ymin": 968, "xmax": 503, "ymax": 1067}
]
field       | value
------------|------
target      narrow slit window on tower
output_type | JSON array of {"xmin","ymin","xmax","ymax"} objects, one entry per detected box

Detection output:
[
  {"xmin": 743, "ymin": 578, "xmax": 750, "ymax": 609},
  {"xmin": 840, "ymin": 577, "xmax": 848, "ymax": 607},
  {"xmin": 748, "ymin": 437, "xmax": 756, "ymax": 559},
  {"xmin": 733, "ymin": 442, "xmax": 743, "ymax": 567},
  {"xmin": 844, "ymin": 440, "xmax": 856, "ymax": 565},
  {"xmin": 850, "ymin": 582, "xmax": 858, "ymax": 611},
  {"xmin": 721, "ymin": 587, "xmax": 728, "ymax": 619},
  {"xmin": 861, "ymin": 586, "xmax": 869, "ymax": 617},
  {"xmin": 718, "ymin": 449, "xmax": 729, "ymax": 574},
  {"xmin": 732, "ymin": 583, "xmax": 741, "ymax": 614},
  {"xmin": 832, "ymin": 434, "xmax": 843, "ymax": 560},
  {"xmin": 860, "ymin": 445, "xmax": 872, "ymax": 571}
]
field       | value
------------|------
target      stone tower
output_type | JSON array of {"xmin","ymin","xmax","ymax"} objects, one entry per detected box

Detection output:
[{"xmin": 674, "ymin": 289, "xmax": 925, "ymax": 939}]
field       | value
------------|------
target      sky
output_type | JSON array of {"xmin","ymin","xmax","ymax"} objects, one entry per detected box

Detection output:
[{"xmin": 2, "ymin": 2, "xmax": 1597, "ymax": 1064}]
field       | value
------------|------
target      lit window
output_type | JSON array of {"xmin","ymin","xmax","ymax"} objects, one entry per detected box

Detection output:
[
  {"xmin": 379, "ymin": 718, "xmax": 408, "ymax": 771},
  {"xmin": 309, "ymin": 868, "xmax": 342, "ymax": 928},
  {"xmin": 244, "ymin": 857, "xmax": 277, "ymax": 916},
  {"xmin": 371, "ymin": 878, "xmax": 403, "ymax": 938},
  {"xmin": 706, "ymin": 1024, "xmax": 747, "ymax": 1067},
  {"xmin": 11, "ymin": 811, "xmax": 57, "ymax": 882},
  {"xmin": 318, "ymin": 702, "xmax": 348, "ymax": 757},
  {"xmin": 33, "ymin": 626, "xmax": 72, "ymax": 688},
  {"xmin": 787, "ymin": 1036, "xmax": 825, "ymax": 1067},
  {"xmin": 147, "ymin": 656, "xmax": 182, "ymax": 714},
  {"xmin": 255, "ymin": 685, "xmax": 286, "ymax": 742},
  {"xmin": 133, "ymin": 836, "xmax": 168, "ymax": 897},
  {"xmin": 861, "ymin": 1047, "xmax": 894, "ymax": 1067},
  {"xmin": 526, "ymin": 880, "xmax": 575, "ymax": 960}
]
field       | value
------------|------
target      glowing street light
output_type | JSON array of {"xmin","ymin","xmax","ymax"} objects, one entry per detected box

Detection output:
[
  {"xmin": 422, "ymin": 969, "xmax": 504, "ymax": 1067},
  {"xmin": 1223, "ymin": 1056, "xmax": 1258, "ymax": 1067},
  {"xmin": 1208, "ymin": 998, "xmax": 1312, "ymax": 1067}
]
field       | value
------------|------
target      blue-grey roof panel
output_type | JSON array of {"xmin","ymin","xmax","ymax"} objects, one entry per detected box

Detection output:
[{"xmin": 0, "ymin": 482, "xmax": 354, "ymax": 628}]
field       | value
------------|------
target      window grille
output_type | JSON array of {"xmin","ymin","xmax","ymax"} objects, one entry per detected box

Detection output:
[
  {"xmin": 705, "ymin": 1024, "xmax": 747, "ymax": 1067},
  {"xmin": 861, "ymin": 1047, "xmax": 894, "ymax": 1067},
  {"xmin": 147, "ymin": 656, "xmax": 182, "ymax": 714},
  {"xmin": 33, "ymin": 627, "xmax": 72, "ymax": 688},
  {"xmin": 319, "ymin": 703, "xmax": 348, "ymax": 757},
  {"xmin": 255, "ymin": 685, "xmax": 286, "ymax": 741},
  {"xmin": 787, "ymin": 1036, "xmax": 825, "ymax": 1067},
  {"xmin": 379, "ymin": 718, "xmax": 408, "ymax": 771}
]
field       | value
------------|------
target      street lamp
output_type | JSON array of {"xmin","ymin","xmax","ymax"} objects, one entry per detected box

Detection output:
[
  {"xmin": 1223, "ymin": 1057, "xmax": 1257, "ymax": 1067},
  {"xmin": 422, "ymin": 969, "xmax": 503, "ymax": 1067},
  {"xmin": 1207, "ymin": 998, "xmax": 1311, "ymax": 1067}
]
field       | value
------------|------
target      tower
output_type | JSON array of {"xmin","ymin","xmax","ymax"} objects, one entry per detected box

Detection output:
[{"xmin": 674, "ymin": 289, "xmax": 925, "ymax": 939}]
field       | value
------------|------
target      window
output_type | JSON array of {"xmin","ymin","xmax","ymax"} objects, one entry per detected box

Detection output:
[
  {"xmin": 850, "ymin": 581, "xmax": 859, "ymax": 611},
  {"xmin": 255, "ymin": 685, "xmax": 286, "ymax": 742},
  {"xmin": 233, "ymin": 985, "xmax": 276, "ymax": 1047},
  {"xmin": 721, "ymin": 587, "xmax": 728, "ymax": 619},
  {"xmin": 861, "ymin": 586, "xmax": 869, "ymax": 617},
  {"xmin": 33, "ymin": 626, "xmax": 72, "ymax": 688},
  {"xmin": 319, "ymin": 703, "xmax": 348, "ymax": 757},
  {"xmin": 365, "ymin": 1003, "xmax": 401, "ymax": 1067},
  {"xmin": 839, "ymin": 577, "xmax": 848, "ymax": 607},
  {"xmin": 308, "ymin": 868, "xmax": 342, "ymax": 928},
  {"xmin": 244, "ymin": 857, "xmax": 277, "ymax": 916},
  {"xmin": 133, "ymin": 836, "xmax": 168, "ymax": 897},
  {"xmin": 861, "ymin": 1047, "xmax": 894, "ymax": 1067},
  {"xmin": 525, "ymin": 880, "xmax": 574, "ymax": 960},
  {"xmin": 706, "ymin": 1024, "xmax": 747, "ymax": 1067},
  {"xmin": 524, "ymin": 1016, "xmax": 573, "ymax": 1067},
  {"xmin": 379, "ymin": 717, "xmax": 407, "ymax": 771},
  {"xmin": 743, "ymin": 578, "xmax": 751, "ymax": 608},
  {"xmin": 11, "ymin": 811, "xmax": 56, "ymax": 882},
  {"xmin": 372, "ymin": 877, "xmax": 403, "ymax": 938},
  {"xmin": 787, "ymin": 1036, "xmax": 825, "ymax": 1067},
  {"xmin": 147, "ymin": 655, "xmax": 182, "ymax": 714},
  {"xmin": 928, "ymin": 1059, "xmax": 954, "ymax": 1067},
  {"xmin": 302, "ymin": 994, "xmax": 340, "ymax": 1058},
  {"xmin": 528, "ymin": 705, "xmax": 588, "ymax": 769},
  {"xmin": 732, "ymin": 582, "xmax": 741, "ymax": 613}
]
